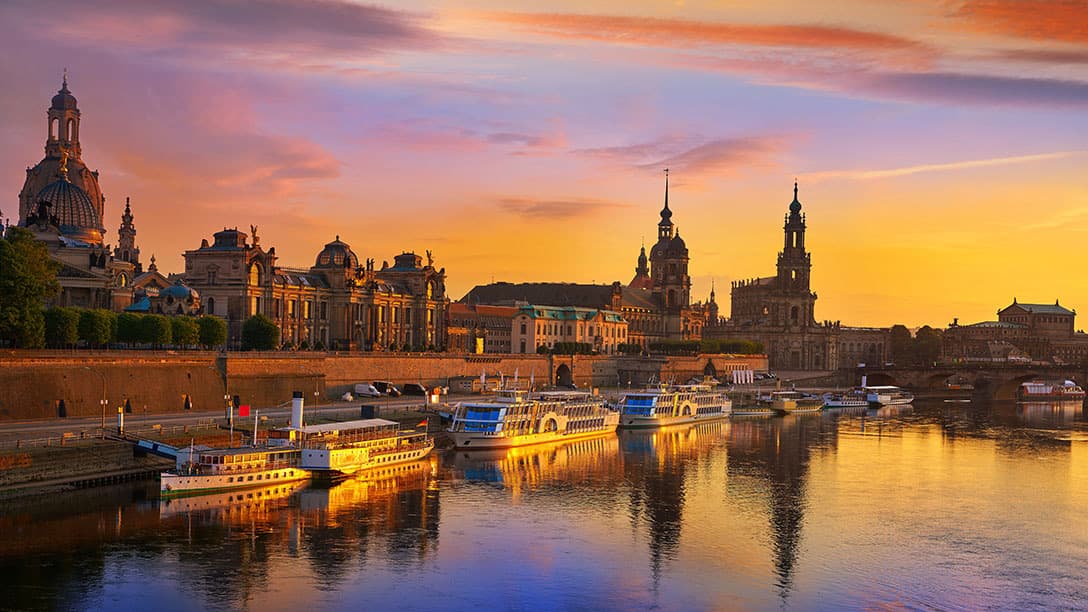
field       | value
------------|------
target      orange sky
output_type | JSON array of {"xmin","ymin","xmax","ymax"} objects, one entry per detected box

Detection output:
[{"xmin": 2, "ymin": 0, "xmax": 1086, "ymax": 327}]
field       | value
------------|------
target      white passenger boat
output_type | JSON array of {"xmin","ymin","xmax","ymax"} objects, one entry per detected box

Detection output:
[
  {"xmin": 822, "ymin": 388, "xmax": 869, "ymax": 408},
  {"xmin": 160, "ymin": 444, "xmax": 307, "ymax": 497},
  {"xmin": 300, "ymin": 419, "xmax": 434, "ymax": 480},
  {"xmin": 865, "ymin": 385, "xmax": 914, "ymax": 408},
  {"xmin": 447, "ymin": 389, "xmax": 619, "ymax": 449},
  {"xmin": 617, "ymin": 383, "xmax": 731, "ymax": 428}
]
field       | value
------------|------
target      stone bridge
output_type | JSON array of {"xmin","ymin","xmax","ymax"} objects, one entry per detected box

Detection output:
[{"xmin": 852, "ymin": 364, "xmax": 1087, "ymax": 400}]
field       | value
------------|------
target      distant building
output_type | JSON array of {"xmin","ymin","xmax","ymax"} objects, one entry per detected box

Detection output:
[
  {"xmin": 463, "ymin": 171, "xmax": 701, "ymax": 349},
  {"xmin": 706, "ymin": 183, "xmax": 888, "ymax": 370},
  {"xmin": 511, "ymin": 304, "xmax": 628, "ymax": 354},
  {"xmin": 945, "ymin": 299, "xmax": 1088, "ymax": 364},
  {"xmin": 446, "ymin": 303, "xmax": 518, "ymax": 353},
  {"xmin": 182, "ymin": 230, "xmax": 448, "ymax": 350}
]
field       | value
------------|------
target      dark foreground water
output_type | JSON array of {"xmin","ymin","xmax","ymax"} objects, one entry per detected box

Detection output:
[{"xmin": 3, "ymin": 399, "xmax": 1087, "ymax": 611}]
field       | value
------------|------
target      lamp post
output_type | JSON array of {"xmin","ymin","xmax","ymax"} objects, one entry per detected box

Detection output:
[
  {"xmin": 314, "ymin": 388, "xmax": 320, "ymax": 419},
  {"xmin": 83, "ymin": 367, "xmax": 107, "ymax": 430}
]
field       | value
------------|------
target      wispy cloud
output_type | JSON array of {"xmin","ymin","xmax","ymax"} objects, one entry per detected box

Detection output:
[
  {"xmin": 496, "ymin": 196, "xmax": 633, "ymax": 219},
  {"xmin": 805, "ymin": 150, "xmax": 1086, "ymax": 181},
  {"xmin": 573, "ymin": 135, "xmax": 790, "ymax": 177},
  {"xmin": 954, "ymin": 0, "xmax": 1088, "ymax": 44},
  {"xmin": 1, "ymin": 0, "xmax": 442, "ymax": 71},
  {"xmin": 369, "ymin": 119, "xmax": 566, "ymax": 154}
]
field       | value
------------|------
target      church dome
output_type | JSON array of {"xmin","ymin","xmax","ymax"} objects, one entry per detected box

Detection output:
[
  {"xmin": 315, "ymin": 236, "xmax": 359, "ymax": 268},
  {"xmin": 668, "ymin": 233, "xmax": 688, "ymax": 255},
  {"xmin": 51, "ymin": 81, "xmax": 78, "ymax": 111},
  {"xmin": 35, "ymin": 177, "xmax": 103, "ymax": 243},
  {"xmin": 161, "ymin": 281, "xmax": 199, "ymax": 302},
  {"xmin": 789, "ymin": 181, "xmax": 802, "ymax": 214}
]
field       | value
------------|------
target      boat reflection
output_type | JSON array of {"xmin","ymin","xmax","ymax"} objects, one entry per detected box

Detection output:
[
  {"xmin": 1017, "ymin": 401, "xmax": 1086, "ymax": 427},
  {"xmin": 449, "ymin": 434, "xmax": 623, "ymax": 498},
  {"xmin": 159, "ymin": 479, "xmax": 308, "ymax": 521}
]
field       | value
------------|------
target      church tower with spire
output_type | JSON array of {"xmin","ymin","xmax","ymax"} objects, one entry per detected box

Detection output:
[
  {"xmin": 769, "ymin": 182, "xmax": 816, "ymax": 328},
  {"xmin": 115, "ymin": 197, "xmax": 142, "ymax": 273},
  {"xmin": 648, "ymin": 169, "xmax": 691, "ymax": 313}
]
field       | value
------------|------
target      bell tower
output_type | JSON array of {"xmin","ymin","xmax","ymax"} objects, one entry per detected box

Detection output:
[
  {"xmin": 775, "ymin": 181, "xmax": 816, "ymax": 327},
  {"xmin": 46, "ymin": 71, "xmax": 81, "ymax": 159},
  {"xmin": 115, "ymin": 197, "xmax": 142, "ymax": 273}
]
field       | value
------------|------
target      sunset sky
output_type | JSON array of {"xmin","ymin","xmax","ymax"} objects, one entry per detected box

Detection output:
[{"xmin": 1, "ymin": 1, "xmax": 1085, "ymax": 328}]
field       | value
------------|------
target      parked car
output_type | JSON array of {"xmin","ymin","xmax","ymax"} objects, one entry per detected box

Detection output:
[
  {"xmin": 373, "ymin": 381, "xmax": 402, "ymax": 397},
  {"xmin": 402, "ymin": 383, "xmax": 428, "ymax": 396},
  {"xmin": 354, "ymin": 383, "xmax": 381, "ymax": 398}
]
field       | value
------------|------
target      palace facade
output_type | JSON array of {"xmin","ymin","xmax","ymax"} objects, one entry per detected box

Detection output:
[
  {"xmin": 944, "ymin": 300, "xmax": 1088, "ymax": 364},
  {"xmin": 181, "ymin": 230, "xmax": 449, "ymax": 350}
]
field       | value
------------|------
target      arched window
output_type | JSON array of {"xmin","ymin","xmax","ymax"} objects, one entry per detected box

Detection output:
[
  {"xmin": 66, "ymin": 118, "xmax": 75, "ymax": 141},
  {"xmin": 50, "ymin": 118, "xmax": 58, "ymax": 140},
  {"xmin": 207, "ymin": 297, "xmax": 216, "ymax": 316},
  {"xmin": 117, "ymin": 273, "xmax": 128, "ymax": 287},
  {"xmin": 248, "ymin": 263, "xmax": 261, "ymax": 286},
  {"xmin": 790, "ymin": 306, "xmax": 799, "ymax": 322}
]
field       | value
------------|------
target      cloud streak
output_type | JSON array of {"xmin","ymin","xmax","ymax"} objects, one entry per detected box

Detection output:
[
  {"xmin": 805, "ymin": 150, "xmax": 1086, "ymax": 181},
  {"xmin": 496, "ymin": 196, "xmax": 633, "ymax": 219},
  {"xmin": 954, "ymin": 0, "xmax": 1088, "ymax": 44}
]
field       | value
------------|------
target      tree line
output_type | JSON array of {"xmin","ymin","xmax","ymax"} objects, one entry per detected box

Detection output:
[
  {"xmin": 41, "ymin": 307, "xmax": 227, "ymax": 349},
  {"xmin": 888, "ymin": 324, "xmax": 943, "ymax": 366}
]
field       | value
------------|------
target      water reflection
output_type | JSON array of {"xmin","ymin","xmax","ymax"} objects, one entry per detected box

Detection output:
[
  {"xmin": 621, "ymin": 421, "xmax": 730, "ymax": 590},
  {"xmin": 1, "ymin": 399, "xmax": 1086, "ymax": 610}
]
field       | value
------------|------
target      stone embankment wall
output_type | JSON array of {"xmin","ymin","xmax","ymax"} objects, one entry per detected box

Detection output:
[
  {"xmin": 0, "ymin": 350, "xmax": 767, "ymax": 420},
  {"xmin": 0, "ymin": 441, "xmax": 171, "ymax": 488}
]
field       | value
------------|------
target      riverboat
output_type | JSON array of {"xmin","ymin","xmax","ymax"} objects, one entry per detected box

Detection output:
[
  {"xmin": 865, "ymin": 385, "xmax": 914, "ymax": 408},
  {"xmin": 160, "ymin": 479, "xmax": 308, "ymax": 518},
  {"xmin": 447, "ymin": 389, "xmax": 619, "ymax": 449},
  {"xmin": 300, "ymin": 418, "xmax": 434, "ymax": 480},
  {"xmin": 822, "ymin": 388, "xmax": 869, "ymax": 408},
  {"xmin": 1017, "ymin": 380, "xmax": 1086, "ymax": 402},
  {"xmin": 759, "ymin": 390, "xmax": 824, "ymax": 414},
  {"xmin": 617, "ymin": 383, "xmax": 732, "ymax": 428},
  {"xmin": 160, "ymin": 444, "xmax": 307, "ymax": 497}
]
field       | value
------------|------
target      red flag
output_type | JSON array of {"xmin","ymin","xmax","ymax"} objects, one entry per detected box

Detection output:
[
  {"xmin": 238, "ymin": 404, "xmax": 251, "ymax": 417},
  {"xmin": 416, "ymin": 418, "xmax": 428, "ymax": 428}
]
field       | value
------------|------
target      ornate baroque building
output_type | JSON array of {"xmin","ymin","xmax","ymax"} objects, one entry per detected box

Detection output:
[
  {"xmin": 182, "ymin": 229, "xmax": 449, "ymax": 350},
  {"xmin": 14, "ymin": 77, "xmax": 143, "ymax": 310},
  {"xmin": 706, "ymin": 183, "xmax": 888, "ymax": 370}
]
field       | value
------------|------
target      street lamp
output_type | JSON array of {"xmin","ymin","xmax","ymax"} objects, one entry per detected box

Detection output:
[{"xmin": 83, "ymin": 367, "xmax": 107, "ymax": 430}]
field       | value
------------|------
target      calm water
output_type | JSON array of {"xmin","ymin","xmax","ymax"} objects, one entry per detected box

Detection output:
[{"xmin": 3, "ymin": 399, "xmax": 1088, "ymax": 611}]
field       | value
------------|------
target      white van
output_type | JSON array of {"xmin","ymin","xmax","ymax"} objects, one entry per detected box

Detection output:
[{"xmin": 354, "ymin": 383, "xmax": 381, "ymax": 398}]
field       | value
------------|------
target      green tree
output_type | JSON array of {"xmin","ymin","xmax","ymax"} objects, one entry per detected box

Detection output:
[
  {"xmin": 198, "ymin": 316, "xmax": 227, "ymax": 349},
  {"xmin": 44, "ymin": 306, "xmax": 79, "ymax": 347},
  {"xmin": 0, "ymin": 227, "xmax": 59, "ymax": 348},
  {"xmin": 888, "ymin": 324, "xmax": 913, "ymax": 364},
  {"xmin": 78, "ymin": 308, "xmax": 114, "ymax": 347},
  {"xmin": 914, "ymin": 325, "xmax": 943, "ymax": 366},
  {"xmin": 140, "ymin": 314, "xmax": 172, "ymax": 347},
  {"xmin": 241, "ymin": 314, "xmax": 279, "ymax": 350},
  {"xmin": 117, "ymin": 312, "xmax": 143, "ymax": 345},
  {"xmin": 171, "ymin": 316, "xmax": 199, "ymax": 347}
]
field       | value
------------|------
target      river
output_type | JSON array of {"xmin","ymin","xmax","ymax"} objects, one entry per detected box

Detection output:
[{"xmin": 2, "ymin": 398, "xmax": 1086, "ymax": 610}]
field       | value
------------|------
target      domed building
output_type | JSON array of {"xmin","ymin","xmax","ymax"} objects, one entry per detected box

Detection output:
[
  {"xmin": 182, "ymin": 228, "xmax": 449, "ymax": 350},
  {"xmin": 15, "ymin": 76, "xmax": 144, "ymax": 310}
]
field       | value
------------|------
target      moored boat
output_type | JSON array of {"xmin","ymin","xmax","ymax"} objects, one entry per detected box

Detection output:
[
  {"xmin": 300, "ymin": 419, "xmax": 434, "ymax": 480},
  {"xmin": 865, "ymin": 385, "xmax": 914, "ymax": 408},
  {"xmin": 822, "ymin": 388, "xmax": 869, "ymax": 408},
  {"xmin": 617, "ymin": 383, "xmax": 732, "ymax": 428},
  {"xmin": 160, "ymin": 444, "xmax": 307, "ymax": 497},
  {"xmin": 447, "ymin": 389, "xmax": 619, "ymax": 449},
  {"xmin": 1017, "ymin": 380, "xmax": 1086, "ymax": 402},
  {"xmin": 760, "ymin": 390, "xmax": 824, "ymax": 414}
]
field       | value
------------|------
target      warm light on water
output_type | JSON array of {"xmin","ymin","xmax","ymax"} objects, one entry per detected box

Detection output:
[{"xmin": 2, "ymin": 399, "xmax": 1087, "ymax": 610}]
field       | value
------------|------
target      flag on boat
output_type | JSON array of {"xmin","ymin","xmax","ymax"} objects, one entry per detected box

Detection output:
[
  {"xmin": 416, "ymin": 418, "xmax": 428, "ymax": 428},
  {"xmin": 238, "ymin": 404, "xmax": 251, "ymax": 417}
]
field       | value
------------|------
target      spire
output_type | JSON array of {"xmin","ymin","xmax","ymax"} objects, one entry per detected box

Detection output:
[
  {"xmin": 658, "ymin": 168, "xmax": 673, "ymax": 225},
  {"xmin": 124, "ymin": 196, "xmax": 131, "ymax": 215},
  {"xmin": 148, "ymin": 254, "xmax": 157, "ymax": 273},
  {"xmin": 62, "ymin": 68, "xmax": 68, "ymax": 92},
  {"xmin": 710, "ymin": 279, "xmax": 716, "ymax": 302},
  {"xmin": 789, "ymin": 179, "xmax": 802, "ymax": 214}
]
